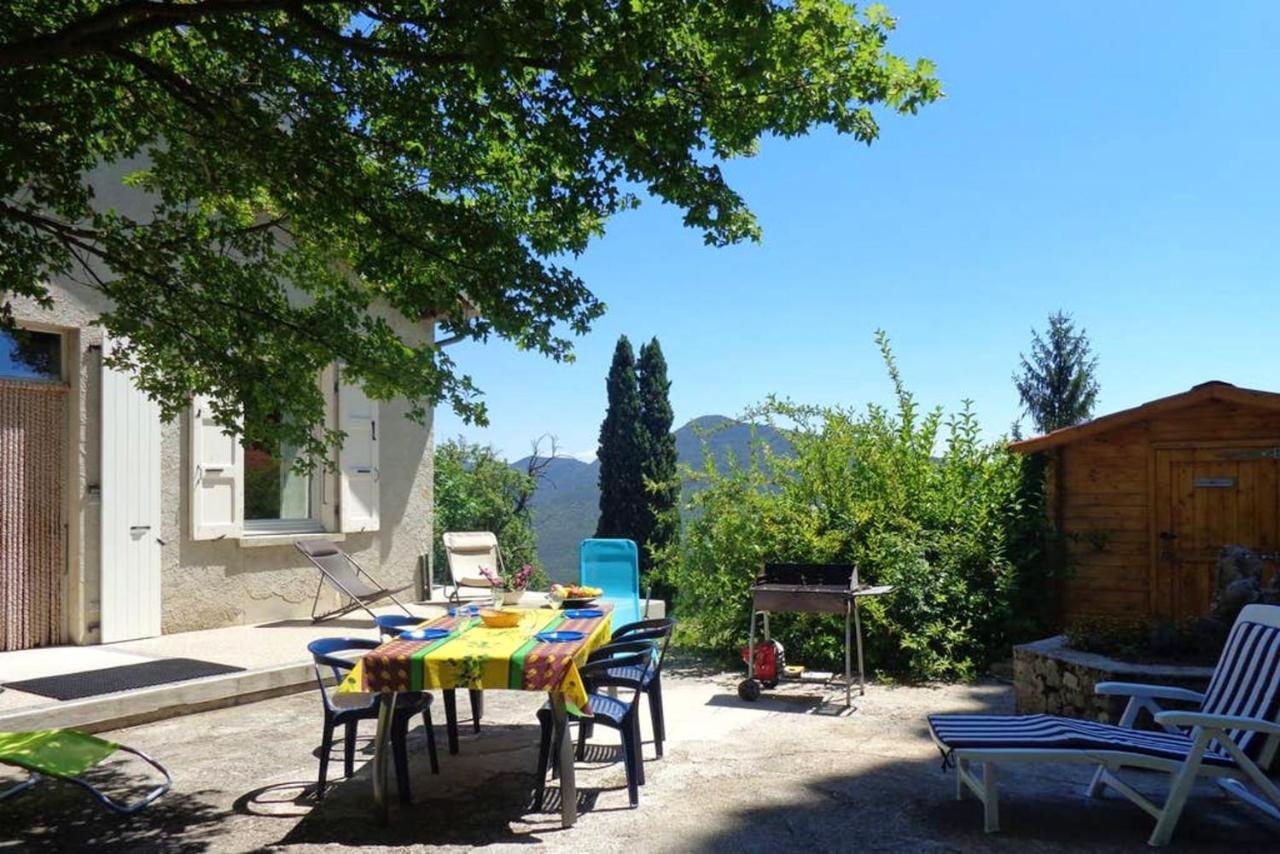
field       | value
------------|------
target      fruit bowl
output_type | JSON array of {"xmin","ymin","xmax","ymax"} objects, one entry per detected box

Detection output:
[
  {"xmin": 479, "ymin": 608, "xmax": 521, "ymax": 628},
  {"xmin": 550, "ymin": 584, "xmax": 603, "ymax": 609}
]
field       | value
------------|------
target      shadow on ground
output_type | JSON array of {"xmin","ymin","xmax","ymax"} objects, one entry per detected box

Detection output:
[
  {"xmin": 686, "ymin": 690, "xmax": 1280, "ymax": 853},
  {"xmin": 269, "ymin": 720, "xmax": 630, "ymax": 848},
  {"xmin": 0, "ymin": 763, "xmax": 226, "ymax": 852}
]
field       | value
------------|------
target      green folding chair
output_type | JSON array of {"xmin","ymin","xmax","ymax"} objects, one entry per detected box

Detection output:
[{"xmin": 0, "ymin": 729, "xmax": 171, "ymax": 814}]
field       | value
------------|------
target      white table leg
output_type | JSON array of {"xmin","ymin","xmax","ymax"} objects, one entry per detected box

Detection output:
[
  {"xmin": 551, "ymin": 692, "xmax": 576, "ymax": 827},
  {"xmin": 372, "ymin": 692, "xmax": 396, "ymax": 825}
]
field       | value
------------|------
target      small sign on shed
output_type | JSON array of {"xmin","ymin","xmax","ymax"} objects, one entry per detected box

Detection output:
[{"xmin": 1194, "ymin": 476, "xmax": 1236, "ymax": 488}]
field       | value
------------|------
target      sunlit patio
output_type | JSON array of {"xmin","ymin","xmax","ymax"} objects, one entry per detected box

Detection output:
[{"xmin": 3, "ymin": 669, "xmax": 1276, "ymax": 852}]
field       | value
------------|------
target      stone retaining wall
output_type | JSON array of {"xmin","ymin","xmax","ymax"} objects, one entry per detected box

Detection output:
[{"xmin": 1013, "ymin": 635, "xmax": 1213, "ymax": 723}]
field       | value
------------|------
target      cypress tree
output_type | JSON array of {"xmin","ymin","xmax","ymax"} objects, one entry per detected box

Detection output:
[
  {"xmin": 595, "ymin": 336, "xmax": 646, "ymax": 541},
  {"xmin": 637, "ymin": 338, "xmax": 678, "ymax": 600}
]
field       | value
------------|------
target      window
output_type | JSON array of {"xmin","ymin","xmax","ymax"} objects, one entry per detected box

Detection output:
[
  {"xmin": 243, "ymin": 427, "xmax": 322, "ymax": 534},
  {"xmin": 0, "ymin": 328, "xmax": 61, "ymax": 382},
  {"xmin": 189, "ymin": 365, "xmax": 381, "ymax": 541}
]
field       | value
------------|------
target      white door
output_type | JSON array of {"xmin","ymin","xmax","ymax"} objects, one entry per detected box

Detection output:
[{"xmin": 100, "ymin": 336, "xmax": 163, "ymax": 642}]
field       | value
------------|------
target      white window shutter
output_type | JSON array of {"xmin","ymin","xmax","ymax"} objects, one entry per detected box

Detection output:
[
  {"xmin": 337, "ymin": 370, "xmax": 380, "ymax": 532},
  {"xmin": 318, "ymin": 365, "xmax": 339, "ymax": 532},
  {"xmin": 189, "ymin": 396, "xmax": 243, "ymax": 540}
]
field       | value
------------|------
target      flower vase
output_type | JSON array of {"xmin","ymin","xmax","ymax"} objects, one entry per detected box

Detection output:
[{"xmin": 502, "ymin": 589, "xmax": 524, "ymax": 606}]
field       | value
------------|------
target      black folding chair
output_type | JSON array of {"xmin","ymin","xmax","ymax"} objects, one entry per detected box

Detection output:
[{"xmin": 296, "ymin": 540, "xmax": 413, "ymax": 623}]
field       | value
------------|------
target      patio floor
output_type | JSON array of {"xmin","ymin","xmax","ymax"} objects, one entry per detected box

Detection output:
[{"xmin": 2, "ymin": 668, "xmax": 1276, "ymax": 852}]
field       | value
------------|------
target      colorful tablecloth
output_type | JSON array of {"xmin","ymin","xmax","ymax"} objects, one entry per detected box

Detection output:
[{"xmin": 338, "ymin": 606, "xmax": 613, "ymax": 714}]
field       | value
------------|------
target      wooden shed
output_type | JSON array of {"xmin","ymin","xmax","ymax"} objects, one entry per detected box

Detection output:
[{"xmin": 1010, "ymin": 381, "xmax": 1280, "ymax": 622}]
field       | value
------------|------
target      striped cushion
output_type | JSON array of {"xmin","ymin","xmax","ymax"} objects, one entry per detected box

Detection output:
[
  {"xmin": 1200, "ymin": 619, "xmax": 1280, "ymax": 759},
  {"xmin": 928, "ymin": 714, "xmax": 1235, "ymax": 768}
]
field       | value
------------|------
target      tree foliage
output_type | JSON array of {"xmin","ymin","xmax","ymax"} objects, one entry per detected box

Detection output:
[
  {"xmin": 1, "ymin": 1, "xmax": 939, "ymax": 458},
  {"xmin": 432, "ymin": 438, "xmax": 542, "ymax": 584},
  {"xmin": 673, "ymin": 332, "xmax": 1062, "ymax": 680},
  {"xmin": 637, "ymin": 337, "xmax": 679, "ymax": 598},
  {"xmin": 595, "ymin": 335, "xmax": 646, "ymax": 541},
  {"xmin": 1014, "ymin": 310, "xmax": 1101, "ymax": 435}
]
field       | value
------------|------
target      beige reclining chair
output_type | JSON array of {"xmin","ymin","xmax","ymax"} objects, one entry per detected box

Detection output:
[{"xmin": 441, "ymin": 531, "xmax": 504, "ymax": 603}]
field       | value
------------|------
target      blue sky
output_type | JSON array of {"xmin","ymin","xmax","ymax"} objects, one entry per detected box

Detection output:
[{"xmin": 436, "ymin": 1, "xmax": 1280, "ymax": 461}]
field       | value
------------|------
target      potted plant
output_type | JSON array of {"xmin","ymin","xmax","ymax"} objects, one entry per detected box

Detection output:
[{"xmin": 480, "ymin": 563, "xmax": 535, "ymax": 606}]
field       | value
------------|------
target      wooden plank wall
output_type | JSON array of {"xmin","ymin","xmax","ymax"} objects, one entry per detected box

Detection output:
[{"xmin": 1052, "ymin": 399, "xmax": 1280, "ymax": 622}]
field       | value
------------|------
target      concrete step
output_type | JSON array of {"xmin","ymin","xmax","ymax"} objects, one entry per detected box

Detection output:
[{"xmin": 0, "ymin": 660, "xmax": 316, "ymax": 734}]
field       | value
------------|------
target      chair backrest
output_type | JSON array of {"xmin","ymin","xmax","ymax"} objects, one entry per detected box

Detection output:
[
  {"xmin": 295, "ymin": 540, "xmax": 382, "ymax": 599},
  {"xmin": 307, "ymin": 637, "xmax": 379, "ymax": 712},
  {"xmin": 612, "ymin": 618, "xmax": 675, "ymax": 669},
  {"xmin": 1199, "ymin": 603, "xmax": 1280, "ymax": 761},
  {"xmin": 374, "ymin": 614, "xmax": 422, "ymax": 641},
  {"xmin": 582, "ymin": 640, "xmax": 655, "ymax": 707},
  {"xmin": 442, "ymin": 531, "xmax": 504, "ymax": 585},
  {"xmin": 580, "ymin": 539, "xmax": 641, "ymax": 627}
]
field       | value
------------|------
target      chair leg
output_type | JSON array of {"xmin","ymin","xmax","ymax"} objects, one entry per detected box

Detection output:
[
  {"xmin": 443, "ymin": 689, "xmax": 460, "ymax": 755},
  {"xmin": 1086, "ymin": 764, "xmax": 1109, "ymax": 799},
  {"xmin": 576, "ymin": 716, "xmax": 588, "ymax": 760},
  {"xmin": 620, "ymin": 718, "xmax": 640, "ymax": 807},
  {"xmin": 550, "ymin": 713, "xmax": 566, "ymax": 780},
  {"xmin": 981, "ymin": 762, "xmax": 999, "ymax": 833},
  {"xmin": 391, "ymin": 716, "xmax": 412, "ymax": 806},
  {"xmin": 343, "ymin": 721, "xmax": 358, "ymax": 778},
  {"xmin": 1149, "ymin": 736, "xmax": 1209, "ymax": 846},
  {"xmin": 470, "ymin": 689, "xmax": 484, "ymax": 733},
  {"xmin": 535, "ymin": 710, "xmax": 552, "ymax": 810},
  {"xmin": 631, "ymin": 710, "xmax": 646, "ymax": 786},
  {"xmin": 648, "ymin": 677, "xmax": 665, "ymax": 758},
  {"xmin": 423, "ymin": 704, "xmax": 440, "ymax": 774},
  {"xmin": 317, "ymin": 720, "xmax": 334, "ymax": 800}
]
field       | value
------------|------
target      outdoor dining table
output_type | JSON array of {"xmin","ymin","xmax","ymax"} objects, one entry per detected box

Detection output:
[{"xmin": 337, "ymin": 603, "xmax": 614, "ymax": 827}]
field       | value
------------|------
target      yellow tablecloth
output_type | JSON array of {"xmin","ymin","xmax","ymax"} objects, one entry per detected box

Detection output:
[{"xmin": 337, "ymin": 606, "xmax": 613, "ymax": 714}]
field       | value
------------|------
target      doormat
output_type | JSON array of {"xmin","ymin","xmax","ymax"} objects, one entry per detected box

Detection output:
[{"xmin": 3, "ymin": 658, "xmax": 245, "ymax": 701}]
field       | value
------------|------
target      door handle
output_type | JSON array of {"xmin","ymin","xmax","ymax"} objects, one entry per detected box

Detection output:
[
  {"xmin": 130, "ymin": 525, "xmax": 151, "ymax": 534},
  {"xmin": 1159, "ymin": 531, "xmax": 1177, "ymax": 540}
]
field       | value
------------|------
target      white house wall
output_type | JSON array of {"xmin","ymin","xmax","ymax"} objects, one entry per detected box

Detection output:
[{"xmin": 7, "ymin": 155, "xmax": 437, "ymax": 640}]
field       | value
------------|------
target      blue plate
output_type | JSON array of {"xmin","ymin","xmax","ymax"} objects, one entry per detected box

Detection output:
[
  {"xmin": 563, "ymin": 609, "xmax": 604, "ymax": 619},
  {"xmin": 536, "ymin": 630, "xmax": 585, "ymax": 643},
  {"xmin": 448, "ymin": 605, "xmax": 482, "ymax": 617},
  {"xmin": 399, "ymin": 627, "xmax": 450, "ymax": 642}
]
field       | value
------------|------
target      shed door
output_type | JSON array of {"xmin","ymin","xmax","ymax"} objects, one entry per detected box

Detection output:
[
  {"xmin": 1153, "ymin": 447, "xmax": 1280, "ymax": 619},
  {"xmin": 100, "ymin": 337, "xmax": 163, "ymax": 642}
]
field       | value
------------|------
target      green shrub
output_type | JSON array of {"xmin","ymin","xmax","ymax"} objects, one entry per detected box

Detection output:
[
  {"xmin": 671, "ymin": 332, "xmax": 1065, "ymax": 681},
  {"xmin": 1065, "ymin": 616, "xmax": 1220, "ymax": 665},
  {"xmin": 433, "ymin": 439, "xmax": 549, "ymax": 588}
]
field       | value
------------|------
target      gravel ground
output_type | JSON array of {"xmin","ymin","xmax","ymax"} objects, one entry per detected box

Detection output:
[{"xmin": 1, "ymin": 665, "xmax": 1275, "ymax": 852}]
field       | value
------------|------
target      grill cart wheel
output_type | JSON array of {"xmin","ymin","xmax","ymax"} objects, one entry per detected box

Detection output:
[{"xmin": 738, "ymin": 678, "xmax": 761, "ymax": 702}]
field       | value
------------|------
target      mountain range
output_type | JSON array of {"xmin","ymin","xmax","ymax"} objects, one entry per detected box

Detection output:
[{"xmin": 511, "ymin": 415, "xmax": 790, "ymax": 582}]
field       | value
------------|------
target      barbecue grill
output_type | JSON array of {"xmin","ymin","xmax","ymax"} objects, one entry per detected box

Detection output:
[{"xmin": 740, "ymin": 563, "xmax": 892, "ymax": 709}]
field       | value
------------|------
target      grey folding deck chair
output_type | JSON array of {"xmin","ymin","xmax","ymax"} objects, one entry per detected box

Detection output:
[{"xmin": 296, "ymin": 539, "xmax": 413, "ymax": 623}]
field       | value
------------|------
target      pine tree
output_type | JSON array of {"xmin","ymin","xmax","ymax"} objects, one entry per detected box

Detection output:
[
  {"xmin": 1014, "ymin": 310, "xmax": 1101, "ymax": 434},
  {"xmin": 595, "ymin": 336, "xmax": 646, "ymax": 541},
  {"xmin": 637, "ymin": 338, "xmax": 679, "ymax": 600}
]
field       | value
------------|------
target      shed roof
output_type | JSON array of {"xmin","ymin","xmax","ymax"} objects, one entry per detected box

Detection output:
[{"xmin": 1009, "ymin": 381, "xmax": 1280, "ymax": 453}]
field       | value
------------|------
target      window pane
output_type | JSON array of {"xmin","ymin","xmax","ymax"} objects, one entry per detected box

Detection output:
[
  {"xmin": 244, "ymin": 437, "xmax": 312, "ymax": 521},
  {"xmin": 0, "ymin": 329, "xmax": 61, "ymax": 382}
]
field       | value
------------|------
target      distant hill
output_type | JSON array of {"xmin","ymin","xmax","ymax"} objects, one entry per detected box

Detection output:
[{"xmin": 512, "ymin": 416, "xmax": 790, "ymax": 582}]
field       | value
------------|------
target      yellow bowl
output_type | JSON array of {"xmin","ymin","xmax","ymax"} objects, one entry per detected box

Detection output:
[{"xmin": 479, "ymin": 608, "xmax": 521, "ymax": 628}]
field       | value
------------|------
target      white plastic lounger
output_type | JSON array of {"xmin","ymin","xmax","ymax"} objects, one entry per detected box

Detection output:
[
  {"xmin": 441, "ymin": 531, "xmax": 503, "ymax": 603},
  {"xmin": 929, "ymin": 603, "xmax": 1280, "ymax": 846}
]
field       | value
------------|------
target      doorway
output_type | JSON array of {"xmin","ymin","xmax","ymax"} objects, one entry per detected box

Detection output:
[
  {"xmin": 0, "ymin": 328, "xmax": 67, "ymax": 650},
  {"xmin": 1153, "ymin": 445, "xmax": 1280, "ymax": 619}
]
